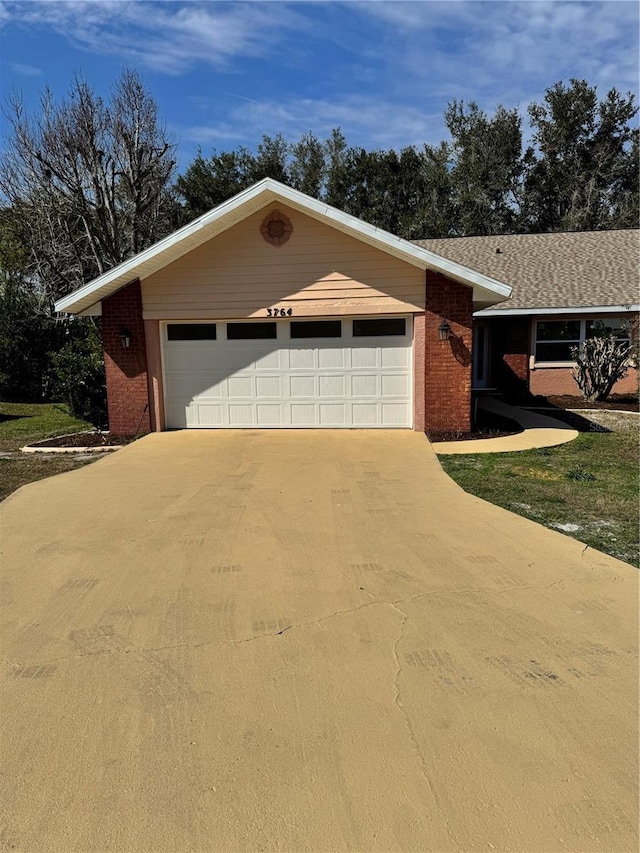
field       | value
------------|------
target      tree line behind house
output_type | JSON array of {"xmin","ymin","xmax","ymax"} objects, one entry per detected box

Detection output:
[{"xmin": 0, "ymin": 71, "xmax": 637, "ymax": 425}]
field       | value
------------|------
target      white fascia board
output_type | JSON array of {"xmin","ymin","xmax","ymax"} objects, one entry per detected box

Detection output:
[
  {"xmin": 474, "ymin": 304, "xmax": 640, "ymax": 318},
  {"xmin": 55, "ymin": 178, "xmax": 511, "ymax": 315}
]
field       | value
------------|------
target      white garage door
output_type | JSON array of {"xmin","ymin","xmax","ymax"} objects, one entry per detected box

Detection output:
[{"xmin": 162, "ymin": 316, "xmax": 412, "ymax": 428}]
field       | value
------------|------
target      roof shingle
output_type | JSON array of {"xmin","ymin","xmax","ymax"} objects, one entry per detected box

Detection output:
[{"xmin": 415, "ymin": 230, "xmax": 639, "ymax": 311}]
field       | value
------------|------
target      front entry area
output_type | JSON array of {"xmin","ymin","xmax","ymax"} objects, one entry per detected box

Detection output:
[{"xmin": 162, "ymin": 315, "xmax": 413, "ymax": 428}]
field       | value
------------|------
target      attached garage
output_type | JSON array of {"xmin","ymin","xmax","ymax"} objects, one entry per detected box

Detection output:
[
  {"xmin": 54, "ymin": 179, "xmax": 511, "ymax": 435},
  {"xmin": 162, "ymin": 316, "xmax": 412, "ymax": 428}
]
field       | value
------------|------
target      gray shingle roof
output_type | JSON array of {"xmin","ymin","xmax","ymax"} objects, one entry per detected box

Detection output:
[{"xmin": 415, "ymin": 230, "xmax": 639, "ymax": 311}]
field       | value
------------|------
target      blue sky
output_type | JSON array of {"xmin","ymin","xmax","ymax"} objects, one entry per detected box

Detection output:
[{"xmin": 1, "ymin": 0, "xmax": 638, "ymax": 170}]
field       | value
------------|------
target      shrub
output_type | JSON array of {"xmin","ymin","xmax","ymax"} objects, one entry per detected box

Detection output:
[
  {"xmin": 571, "ymin": 328, "xmax": 634, "ymax": 402},
  {"xmin": 47, "ymin": 321, "xmax": 107, "ymax": 428}
]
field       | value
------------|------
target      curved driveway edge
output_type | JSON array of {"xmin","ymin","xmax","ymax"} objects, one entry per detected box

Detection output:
[{"xmin": 1, "ymin": 430, "xmax": 637, "ymax": 852}]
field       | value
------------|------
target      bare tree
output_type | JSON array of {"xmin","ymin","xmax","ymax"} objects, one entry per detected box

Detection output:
[
  {"xmin": 0, "ymin": 69, "xmax": 177, "ymax": 301},
  {"xmin": 571, "ymin": 325, "xmax": 635, "ymax": 402}
]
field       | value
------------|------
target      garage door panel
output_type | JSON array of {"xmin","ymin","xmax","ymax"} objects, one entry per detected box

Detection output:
[
  {"xmin": 381, "ymin": 374, "xmax": 409, "ymax": 397},
  {"xmin": 166, "ymin": 373, "xmax": 223, "ymax": 400},
  {"xmin": 253, "ymin": 350, "xmax": 282, "ymax": 370},
  {"xmin": 227, "ymin": 376, "xmax": 253, "ymax": 398},
  {"xmin": 382, "ymin": 403, "xmax": 410, "ymax": 425},
  {"xmin": 228, "ymin": 405, "xmax": 254, "ymax": 426},
  {"xmin": 166, "ymin": 403, "xmax": 188, "ymax": 428},
  {"xmin": 290, "ymin": 375, "xmax": 316, "ymax": 397},
  {"xmin": 165, "ymin": 347, "xmax": 210, "ymax": 371},
  {"xmin": 194, "ymin": 404, "xmax": 223, "ymax": 426},
  {"xmin": 289, "ymin": 349, "xmax": 316, "ymax": 369},
  {"xmin": 291, "ymin": 404, "xmax": 317, "ymax": 425},
  {"xmin": 352, "ymin": 403, "xmax": 378, "ymax": 425},
  {"xmin": 351, "ymin": 347, "xmax": 378, "ymax": 368},
  {"xmin": 319, "ymin": 375, "xmax": 345, "ymax": 397},
  {"xmin": 319, "ymin": 403, "xmax": 346, "ymax": 425},
  {"xmin": 318, "ymin": 348, "xmax": 345, "ymax": 369},
  {"xmin": 255, "ymin": 376, "xmax": 281, "ymax": 398},
  {"xmin": 351, "ymin": 375, "xmax": 378, "ymax": 397},
  {"xmin": 381, "ymin": 346, "xmax": 410, "ymax": 368},
  {"xmin": 163, "ymin": 317, "xmax": 412, "ymax": 428},
  {"xmin": 256, "ymin": 404, "xmax": 282, "ymax": 425}
]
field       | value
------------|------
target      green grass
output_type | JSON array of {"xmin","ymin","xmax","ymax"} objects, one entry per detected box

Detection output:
[
  {"xmin": 0, "ymin": 402, "xmax": 96, "ymax": 500},
  {"xmin": 439, "ymin": 427, "xmax": 639, "ymax": 567},
  {"xmin": 0, "ymin": 402, "xmax": 93, "ymax": 452}
]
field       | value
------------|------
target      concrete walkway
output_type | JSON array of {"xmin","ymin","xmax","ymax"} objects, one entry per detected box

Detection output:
[
  {"xmin": 433, "ymin": 396, "xmax": 579, "ymax": 454},
  {"xmin": 1, "ymin": 431, "xmax": 637, "ymax": 852}
]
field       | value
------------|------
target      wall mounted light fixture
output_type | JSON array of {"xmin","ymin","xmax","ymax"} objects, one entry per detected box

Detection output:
[
  {"xmin": 438, "ymin": 320, "xmax": 451, "ymax": 341},
  {"xmin": 120, "ymin": 327, "xmax": 132, "ymax": 348}
]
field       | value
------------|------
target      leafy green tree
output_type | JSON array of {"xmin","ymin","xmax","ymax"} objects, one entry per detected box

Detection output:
[
  {"xmin": 289, "ymin": 131, "xmax": 325, "ymax": 197},
  {"xmin": 324, "ymin": 128, "xmax": 350, "ymax": 210},
  {"xmin": 176, "ymin": 148, "xmax": 253, "ymax": 218},
  {"xmin": 250, "ymin": 133, "xmax": 290, "ymax": 183},
  {"xmin": 0, "ymin": 213, "xmax": 51, "ymax": 401},
  {"xmin": 445, "ymin": 100, "xmax": 523, "ymax": 235},
  {"xmin": 523, "ymin": 79, "xmax": 638, "ymax": 232},
  {"xmin": 396, "ymin": 144, "xmax": 454, "ymax": 239}
]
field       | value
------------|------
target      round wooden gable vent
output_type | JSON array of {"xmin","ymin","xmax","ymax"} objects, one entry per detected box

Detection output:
[{"xmin": 260, "ymin": 210, "xmax": 293, "ymax": 246}]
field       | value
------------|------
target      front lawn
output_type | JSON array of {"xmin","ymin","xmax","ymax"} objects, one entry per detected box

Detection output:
[
  {"xmin": 0, "ymin": 402, "xmax": 96, "ymax": 500},
  {"xmin": 439, "ymin": 421, "xmax": 639, "ymax": 567}
]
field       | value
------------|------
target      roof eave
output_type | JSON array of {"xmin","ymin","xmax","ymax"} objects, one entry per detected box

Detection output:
[{"xmin": 474, "ymin": 303, "xmax": 640, "ymax": 317}]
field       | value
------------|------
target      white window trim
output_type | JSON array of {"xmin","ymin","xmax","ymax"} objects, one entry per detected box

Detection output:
[{"xmin": 531, "ymin": 316, "xmax": 632, "ymax": 368}]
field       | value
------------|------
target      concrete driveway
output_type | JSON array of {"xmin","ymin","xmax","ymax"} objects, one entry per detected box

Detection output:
[{"xmin": 1, "ymin": 431, "xmax": 637, "ymax": 852}]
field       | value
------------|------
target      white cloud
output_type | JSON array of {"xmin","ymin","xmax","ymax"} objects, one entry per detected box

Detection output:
[
  {"xmin": 1, "ymin": 0, "xmax": 310, "ymax": 74},
  {"xmin": 8, "ymin": 61, "xmax": 42, "ymax": 76},
  {"xmin": 181, "ymin": 95, "xmax": 445, "ymax": 151},
  {"xmin": 355, "ymin": 1, "xmax": 639, "ymax": 104}
]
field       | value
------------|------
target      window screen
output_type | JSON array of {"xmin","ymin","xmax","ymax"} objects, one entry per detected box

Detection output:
[
  {"xmin": 353, "ymin": 318, "xmax": 406, "ymax": 337},
  {"xmin": 290, "ymin": 320, "xmax": 342, "ymax": 338},
  {"xmin": 167, "ymin": 324, "xmax": 216, "ymax": 341},
  {"xmin": 226, "ymin": 322, "xmax": 277, "ymax": 340}
]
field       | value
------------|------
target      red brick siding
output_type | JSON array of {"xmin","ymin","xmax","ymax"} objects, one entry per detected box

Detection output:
[
  {"xmin": 102, "ymin": 280, "xmax": 151, "ymax": 435},
  {"xmin": 423, "ymin": 272, "xmax": 473, "ymax": 432},
  {"xmin": 412, "ymin": 314, "xmax": 426, "ymax": 431},
  {"xmin": 530, "ymin": 366, "xmax": 638, "ymax": 397}
]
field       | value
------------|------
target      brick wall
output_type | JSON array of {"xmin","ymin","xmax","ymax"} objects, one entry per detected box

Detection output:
[
  {"xmin": 530, "ymin": 366, "xmax": 638, "ymax": 397},
  {"xmin": 102, "ymin": 280, "xmax": 151, "ymax": 435},
  {"xmin": 423, "ymin": 271, "xmax": 473, "ymax": 432}
]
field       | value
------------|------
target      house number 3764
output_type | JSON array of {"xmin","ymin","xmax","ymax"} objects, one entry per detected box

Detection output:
[{"xmin": 266, "ymin": 307, "xmax": 293, "ymax": 317}]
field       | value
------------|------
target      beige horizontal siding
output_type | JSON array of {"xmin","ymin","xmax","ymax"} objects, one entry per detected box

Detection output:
[{"xmin": 142, "ymin": 204, "xmax": 425, "ymax": 319}]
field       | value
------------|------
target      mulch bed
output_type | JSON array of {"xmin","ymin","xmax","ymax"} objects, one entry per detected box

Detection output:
[
  {"xmin": 534, "ymin": 394, "xmax": 639, "ymax": 413},
  {"xmin": 427, "ymin": 411, "xmax": 522, "ymax": 443},
  {"xmin": 30, "ymin": 432, "xmax": 138, "ymax": 448}
]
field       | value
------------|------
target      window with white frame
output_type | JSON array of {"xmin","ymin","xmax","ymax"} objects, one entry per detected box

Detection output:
[{"xmin": 534, "ymin": 318, "xmax": 631, "ymax": 364}]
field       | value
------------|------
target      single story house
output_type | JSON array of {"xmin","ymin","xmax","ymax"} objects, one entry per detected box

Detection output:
[
  {"xmin": 418, "ymin": 230, "xmax": 639, "ymax": 399},
  {"xmin": 55, "ymin": 180, "xmax": 638, "ymax": 436}
]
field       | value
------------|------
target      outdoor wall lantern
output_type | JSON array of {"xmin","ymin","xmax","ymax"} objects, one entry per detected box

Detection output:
[
  {"xmin": 438, "ymin": 320, "xmax": 451, "ymax": 341},
  {"xmin": 120, "ymin": 327, "xmax": 132, "ymax": 348}
]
